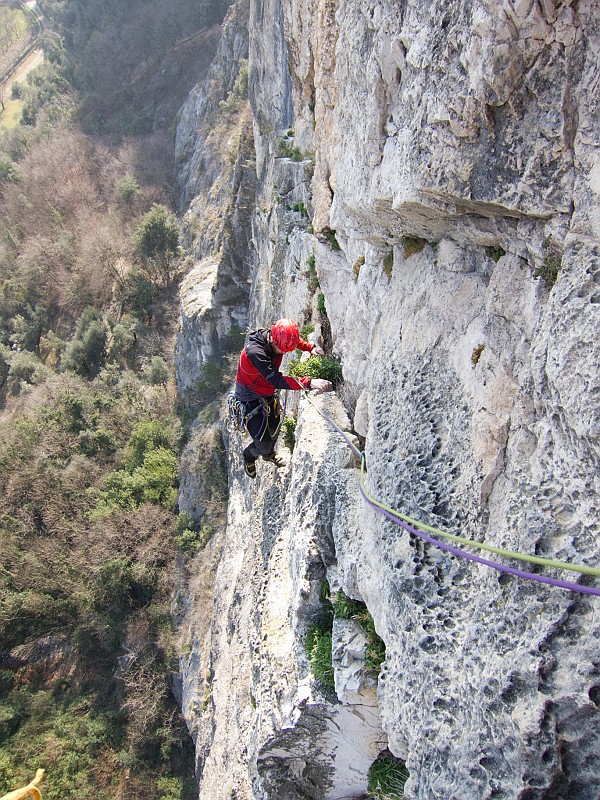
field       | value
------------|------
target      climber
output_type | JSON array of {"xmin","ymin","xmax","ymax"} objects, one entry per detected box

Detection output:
[{"xmin": 234, "ymin": 318, "xmax": 333, "ymax": 478}]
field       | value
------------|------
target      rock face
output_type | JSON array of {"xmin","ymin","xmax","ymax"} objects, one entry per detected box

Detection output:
[{"xmin": 174, "ymin": 0, "xmax": 600, "ymax": 798}]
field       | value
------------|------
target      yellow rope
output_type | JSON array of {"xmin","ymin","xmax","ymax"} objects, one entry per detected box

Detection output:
[{"xmin": 0, "ymin": 770, "xmax": 44, "ymax": 800}]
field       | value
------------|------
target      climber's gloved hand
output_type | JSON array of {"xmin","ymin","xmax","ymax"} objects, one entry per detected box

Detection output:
[
  {"xmin": 310, "ymin": 378, "xmax": 333, "ymax": 394},
  {"xmin": 311, "ymin": 345, "xmax": 325, "ymax": 356}
]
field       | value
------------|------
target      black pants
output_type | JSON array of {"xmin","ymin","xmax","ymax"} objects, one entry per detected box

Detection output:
[{"xmin": 243, "ymin": 396, "xmax": 281, "ymax": 465}]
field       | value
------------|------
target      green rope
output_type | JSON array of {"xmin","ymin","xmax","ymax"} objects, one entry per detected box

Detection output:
[{"xmin": 300, "ymin": 389, "xmax": 600, "ymax": 578}]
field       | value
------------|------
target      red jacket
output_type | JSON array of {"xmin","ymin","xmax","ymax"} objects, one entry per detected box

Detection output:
[{"xmin": 235, "ymin": 329, "xmax": 313, "ymax": 398}]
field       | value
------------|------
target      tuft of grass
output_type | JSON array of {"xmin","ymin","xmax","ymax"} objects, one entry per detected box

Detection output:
[
  {"xmin": 353, "ymin": 256, "xmax": 365, "ymax": 282},
  {"xmin": 534, "ymin": 254, "xmax": 561, "ymax": 287},
  {"xmin": 282, "ymin": 416, "xmax": 297, "ymax": 451},
  {"xmin": 401, "ymin": 236, "xmax": 427, "ymax": 258},
  {"xmin": 305, "ymin": 255, "xmax": 319, "ymax": 293},
  {"xmin": 291, "ymin": 202, "xmax": 309, "ymax": 218},
  {"xmin": 383, "ymin": 251, "xmax": 394, "ymax": 278},
  {"xmin": 299, "ymin": 322, "xmax": 315, "ymax": 339},
  {"xmin": 484, "ymin": 245, "xmax": 505, "ymax": 263},
  {"xmin": 321, "ymin": 227, "xmax": 340, "ymax": 250},
  {"xmin": 367, "ymin": 751, "xmax": 409, "ymax": 799},
  {"xmin": 471, "ymin": 344, "xmax": 485, "ymax": 367},
  {"xmin": 305, "ymin": 622, "xmax": 335, "ymax": 690},
  {"xmin": 317, "ymin": 292, "xmax": 326, "ymax": 315},
  {"xmin": 333, "ymin": 592, "xmax": 386, "ymax": 674}
]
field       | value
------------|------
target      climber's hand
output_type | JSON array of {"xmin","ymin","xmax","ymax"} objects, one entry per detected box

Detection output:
[
  {"xmin": 311, "ymin": 345, "xmax": 325, "ymax": 356},
  {"xmin": 310, "ymin": 378, "xmax": 333, "ymax": 394}
]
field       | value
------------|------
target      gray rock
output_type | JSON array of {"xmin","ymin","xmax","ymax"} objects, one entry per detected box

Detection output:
[{"xmin": 173, "ymin": 0, "xmax": 600, "ymax": 797}]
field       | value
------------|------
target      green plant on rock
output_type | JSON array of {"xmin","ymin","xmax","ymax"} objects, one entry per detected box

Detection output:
[
  {"xmin": 289, "ymin": 354, "xmax": 342, "ymax": 386},
  {"xmin": 282, "ymin": 416, "xmax": 297, "ymax": 451},
  {"xmin": 299, "ymin": 322, "xmax": 315, "ymax": 339},
  {"xmin": 305, "ymin": 621, "xmax": 335, "ymax": 690},
  {"xmin": 353, "ymin": 256, "xmax": 365, "ymax": 282},
  {"xmin": 291, "ymin": 202, "xmax": 309, "ymax": 218},
  {"xmin": 401, "ymin": 236, "xmax": 427, "ymax": 258},
  {"xmin": 534, "ymin": 242, "xmax": 561, "ymax": 288},
  {"xmin": 321, "ymin": 227, "xmax": 340, "ymax": 250},
  {"xmin": 333, "ymin": 591, "xmax": 386, "ymax": 675},
  {"xmin": 484, "ymin": 245, "xmax": 505, "ymax": 263},
  {"xmin": 277, "ymin": 139, "xmax": 304, "ymax": 161},
  {"xmin": 367, "ymin": 751, "xmax": 410, "ymax": 799},
  {"xmin": 383, "ymin": 251, "xmax": 394, "ymax": 278},
  {"xmin": 317, "ymin": 292, "xmax": 326, "ymax": 315},
  {"xmin": 305, "ymin": 255, "xmax": 319, "ymax": 293}
]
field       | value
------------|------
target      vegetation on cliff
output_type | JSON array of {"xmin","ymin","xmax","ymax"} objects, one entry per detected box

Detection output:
[{"xmin": 0, "ymin": 0, "xmax": 231, "ymax": 796}]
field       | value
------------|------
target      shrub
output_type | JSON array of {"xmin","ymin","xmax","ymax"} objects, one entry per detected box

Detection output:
[
  {"xmin": 401, "ymin": 236, "xmax": 427, "ymax": 258},
  {"xmin": 118, "ymin": 175, "xmax": 141, "ymax": 204},
  {"xmin": 120, "ymin": 270, "xmax": 159, "ymax": 320},
  {"xmin": 192, "ymin": 361, "xmax": 225, "ymax": 403},
  {"xmin": 484, "ymin": 245, "xmax": 505, "ymax": 263},
  {"xmin": 3, "ymin": 349, "xmax": 51, "ymax": 396},
  {"xmin": 282, "ymin": 417, "xmax": 297, "ymax": 451},
  {"xmin": 321, "ymin": 227, "xmax": 340, "ymax": 250},
  {"xmin": 367, "ymin": 751, "xmax": 409, "ymax": 799},
  {"xmin": 124, "ymin": 420, "xmax": 180, "ymax": 471},
  {"xmin": 173, "ymin": 511, "xmax": 214, "ymax": 556},
  {"xmin": 289, "ymin": 354, "xmax": 343, "ymax": 385},
  {"xmin": 143, "ymin": 356, "xmax": 169, "ymax": 386},
  {"xmin": 305, "ymin": 255, "xmax": 319, "ymax": 293},
  {"xmin": 317, "ymin": 292, "xmax": 326, "ymax": 315},
  {"xmin": 135, "ymin": 204, "xmax": 181, "ymax": 288},
  {"xmin": 383, "ymin": 251, "xmax": 394, "ymax": 278},
  {"xmin": 89, "ymin": 420, "xmax": 180, "ymax": 518},
  {"xmin": 62, "ymin": 307, "xmax": 107, "ymax": 378}
]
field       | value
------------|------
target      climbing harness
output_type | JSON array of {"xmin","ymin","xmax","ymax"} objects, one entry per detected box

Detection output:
[
  {"xmin": 294, "ymin": 382, "xmax": 600, "ymax": 598},
  {"xmin": 227, "ymin": 391, "xmax": 288, "ymax": 441}
]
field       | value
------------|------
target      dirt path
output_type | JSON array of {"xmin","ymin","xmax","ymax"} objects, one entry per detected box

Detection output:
[{"xmin": 2, "ymin": 47, "xmax": 44, "ymax": 93}]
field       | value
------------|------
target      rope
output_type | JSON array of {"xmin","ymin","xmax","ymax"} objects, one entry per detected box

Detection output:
[
  {"xmin": 296, "ymin": 385, "xmax": 600, "ymax": 597},
  {"xmin": 0, "ymin": 769, "xmax": 44, "ymax": 800}
]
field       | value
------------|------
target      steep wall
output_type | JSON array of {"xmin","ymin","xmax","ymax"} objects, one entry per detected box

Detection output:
[{"xmin": 175, "ymin": 0, "xmax": 600, "ymax": 798}]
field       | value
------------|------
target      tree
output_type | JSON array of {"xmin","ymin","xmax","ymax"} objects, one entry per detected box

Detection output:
[
  {"xmin": 134, "ymin": 204, "xmax": 181, "ymax": 288},
  {"xmin": 62, "ymin": 306, "xmax": 107, "ymax": 378}
]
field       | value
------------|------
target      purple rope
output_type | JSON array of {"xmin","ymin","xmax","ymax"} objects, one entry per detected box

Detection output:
[
  {"xmin": 308, "ymin": 397, "xmax": 600, "ymax": 598},
  {"xmin": 359, "ymin": 486, "xmax": 600, "ymax": 598}
]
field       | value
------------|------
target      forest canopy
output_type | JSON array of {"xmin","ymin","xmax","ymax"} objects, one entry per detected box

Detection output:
[{"xmin": 0, "ymin": 0, "xmax": 230, "ymax": 797}]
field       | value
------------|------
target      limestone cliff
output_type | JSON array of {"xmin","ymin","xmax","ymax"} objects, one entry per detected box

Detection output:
[{"xmin": 174, "ymin": 1, "xmax": 600, "ymax": 798}]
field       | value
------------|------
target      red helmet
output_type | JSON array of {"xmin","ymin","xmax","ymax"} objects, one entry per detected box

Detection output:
[{"xmin": 271, "ymin": 318, "xmax": 300, "ymax": 352}]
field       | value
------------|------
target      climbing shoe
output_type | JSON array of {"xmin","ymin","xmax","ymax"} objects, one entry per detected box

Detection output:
[
  {"xmin": 244, "ymin": 460, "xmax": 257, "ymax": 479},
  {"xmin": 262, "ymin": 453, "xmax": 285, "ymax": 467}
]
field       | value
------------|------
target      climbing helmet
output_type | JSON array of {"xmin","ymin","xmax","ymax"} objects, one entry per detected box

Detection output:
[{"xmin": 271, "ymin": 318, "xmax": 300, "ymax": 352}]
